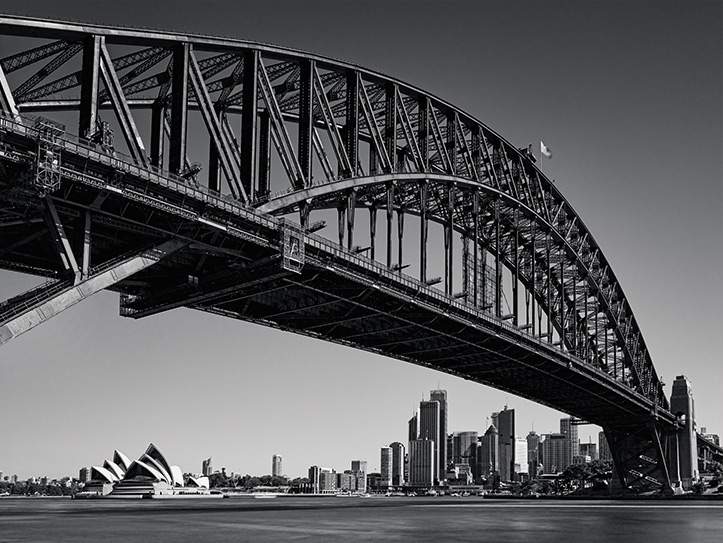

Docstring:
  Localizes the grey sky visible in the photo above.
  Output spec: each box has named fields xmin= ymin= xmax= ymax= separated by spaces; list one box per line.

xmin=0 ymin=0 xmax=720 ymax=479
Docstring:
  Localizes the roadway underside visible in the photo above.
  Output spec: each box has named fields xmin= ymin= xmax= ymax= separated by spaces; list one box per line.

xmin=121 ymin=253 xmax=659 ymax=430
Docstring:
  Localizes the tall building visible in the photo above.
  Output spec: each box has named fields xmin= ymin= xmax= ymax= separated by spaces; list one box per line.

xmin=430 ymin=389 xmax=448 ymax=481
xmin=202 ymin=457 xmax=212 ymax=476
xmin=78 ymin=467 xmax=91 ymax=483
xmin=389 ymin=442 xmax=405 ymax=486
xmin=514 ymin=437 xmax=528 ymax=478
xmin=319 ymin=468 xmax=336 ymax=492
xmin=598 ymin=431 xmax=611 ymax=462
xmin=559 ymin=417 xmax=579 ymax=470
xmin=419 ymin=399 xmax=441 ymax=482
xmin=408 ymin=413 xmax=418 ymax=441
xmin=380 ymin=447 xmax=392 ymax=488
xmin=477 ymin=424 xmax=499 ymax=480
xmin=408 ymin=439 xmax=435 ymax=487
xmin=495 ymin=406 xmax=515 ymax=481
xmin=541 ymin=433 xmax=567 ymax=474
xmin=452 ymin=431 xmax=478 ymax=478
xmin=308 ymin=465 xmax=321 ymax=494
xmin=272 ymin=454 xmax=283 ymax=477
xmin=700 ymin=427 xmax=720 ymax=447
xmin=579 ymin=441 xmax=598 ymax=461
xmin=351 ymin=460 xmax=367 ymax=493
xmin=526 ymin=431 xmax=540 ymax=477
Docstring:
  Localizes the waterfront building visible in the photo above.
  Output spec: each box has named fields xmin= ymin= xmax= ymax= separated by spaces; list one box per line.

xmin=79 ymin=467 xmax=91 ymax=484
xmin=495 ymin=406 xmax=515 ymax=481
xmin=579 ymin=441 xmax=598 ymax=461
xmin=380 ymin=447 xmax=392 ymax=488
xmin=513 ymin=437 xmax=528 ymax=478
xmin=338 ymin=471 xmax=356 ymax=491
xmin=418 ymin=400 xmax=440 ymax=482
xmin=526 ymin=431 xmax=540 ymax=477
xmin=408 ymin=413 xmax=418 ymax=441
xmin=319 ymin=469 xmax=336 ymax=493
xmin=389 ymin=442 xmax=405 ymax=486
xmin=430 ymin=389 xmax=448 ymax=481
xmin=351 ymin=460 xmax=367 ymax=493
xmin=700 ymin=427 xmax=720 ymax=447
xmin=477 ymin=424 xmax=499 ymax=482
xmin=541 ymin=433 xmax=567 ymax=474
xmin=408 ymin=439 xmax=435 ymax=487
xmin=560 ymin=417 xmax=579 ymax=469
xmin=202 ymin=457 xmax=213 ymax=477
xmin=598 ymin=431 xmax=611 ymax=462
xmin=308 ymin=465 xmax=321 ymax=494
xmin=452 ymin=431 xmax=478 ymax=478
xmin=272 ymin=454 xmax=283 ymax=477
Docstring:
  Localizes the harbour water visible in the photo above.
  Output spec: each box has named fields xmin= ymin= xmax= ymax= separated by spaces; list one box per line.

xmin=1 ymin=496 xmax=721 ymax=542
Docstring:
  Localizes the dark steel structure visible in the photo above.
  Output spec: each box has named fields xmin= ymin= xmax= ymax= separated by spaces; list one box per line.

xmin=0 ymin=15 xmax=713 ymax=493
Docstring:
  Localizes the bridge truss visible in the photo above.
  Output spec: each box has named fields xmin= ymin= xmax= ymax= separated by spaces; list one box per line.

xmin=0 ymin=15 xmax=707 ymax=493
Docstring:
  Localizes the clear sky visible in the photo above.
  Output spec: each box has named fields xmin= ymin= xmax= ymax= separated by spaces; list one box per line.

xmin=0 ymin=0 xmax=721 ymax=480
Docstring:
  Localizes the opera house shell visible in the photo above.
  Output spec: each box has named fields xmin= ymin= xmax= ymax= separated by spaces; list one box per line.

xmin=79 ymin=443 xmax=214 ymax=498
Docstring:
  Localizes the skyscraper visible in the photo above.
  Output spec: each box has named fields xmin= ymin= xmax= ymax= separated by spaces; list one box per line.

xmin=496 ymin=406 xmax=515 ymax=481
xmin=272 ymin=454 xmax=283 ymax=477
xmin=419 ymin=399 xmax=440 ymax=482
xmin=389 ymin=442 xmax=406 ymax=486
xmin=430 ymin=389 xmax=448 ymax=481
xmin=408 ymin=439 xmax=435 ymax=487
xmin=559 ymin=417 xmax=579 ymax=470
xmin=452 ymin=431 xmax=478 ymax=478
xmin=408 ymin=412 xmax=418 ymax=441
xmin=351 ymin=460 xmax=367 ymax=493
xmin=380 ymin=447 xmax=392 ymax=488
xmin=202 ymin=457 xmax=212 ymax=476
xmin=478 ymin=424 xmax=499 ymax=481
xmin=308 ymin=465 xmax=321 ymax=494
xmin=527 ymin=431 xmax=540 ymax=477
xmin=541 ymin=433 xmax=567 ymax=474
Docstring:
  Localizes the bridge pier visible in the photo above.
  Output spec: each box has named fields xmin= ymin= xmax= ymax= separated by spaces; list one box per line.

xmin=667 ymin=375 xmax=699 ymax=492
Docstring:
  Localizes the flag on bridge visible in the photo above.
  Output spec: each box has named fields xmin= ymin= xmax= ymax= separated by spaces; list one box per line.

xmin=540 ymin=140 xmax=553 ymax=159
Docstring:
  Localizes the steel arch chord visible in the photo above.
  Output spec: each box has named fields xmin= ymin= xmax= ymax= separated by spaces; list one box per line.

xmin=0 ymin=14 xmax=696 ymax=494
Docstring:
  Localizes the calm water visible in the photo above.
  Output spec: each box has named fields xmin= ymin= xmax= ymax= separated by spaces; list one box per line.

xmin=1 ymin=496 xmax=722 ymax=542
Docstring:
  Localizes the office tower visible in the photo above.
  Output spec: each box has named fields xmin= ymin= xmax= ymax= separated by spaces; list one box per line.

xmin=78 ymin=467 xmax=91 ymax=483
xmin=598 ymin=431 xmax=611 ymax=462
xmin=700 ymin=428 xmax=720 ymax=447
xmin=541 ymin=433 xmax=567 ymax=474
xmin=478 ymin=424 xmax=499 ymax=480
xmin=408 ymin=412 xmax=418 ymax=441
xmin=272 ymin=454 xmax=283 ymax=477
xmin=452 ymin=431 xmax=478 ymax=478
xmin=514 ymin=437 xmax=528 ymax=478
xmin=579 ymin=441 xmax=598 ymax=461
xmin=527 ymin=431 xmax=540 ymax=477
xmin=408 ymin=439 xmax=435 ymax=486
xmin=308 ymin=465 xmax=321 ymax=493
xmin=380 ymin=447 xmax=393 ymax=488
xmin=419 ymin=399 xmax=440 ymax=482
xmin=351 ymin=460 xmax=367 ymax=493
xmin=319 ymin=468 xmax=336 ymax=492
xmin=202 ymin=457 xmax=213 ymax=476
xmin=496 ymin=406 xmax=515 ymax=481
xmin=389 ymin=442 xmax=406 ymax=486
xmin=430 ymin=389 xmax=448 ymax=481
xmin=560 ymin=417 xmax=579 ymax=470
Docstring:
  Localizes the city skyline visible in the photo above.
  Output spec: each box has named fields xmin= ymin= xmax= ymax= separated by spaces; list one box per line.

xmin=0 ymin=0 xmax=720 ymax=480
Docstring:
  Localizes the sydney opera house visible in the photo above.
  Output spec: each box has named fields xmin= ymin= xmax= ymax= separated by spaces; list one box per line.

xmin=79 ymin=443 xmax=217 ymax=498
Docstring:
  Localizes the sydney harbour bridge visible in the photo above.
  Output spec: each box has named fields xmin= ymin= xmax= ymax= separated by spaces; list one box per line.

xmin=0 ymin=15 xmax=719 ymax=494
